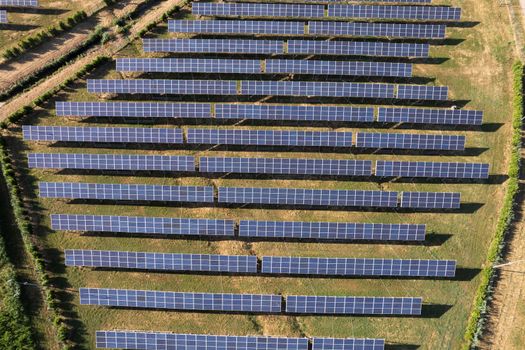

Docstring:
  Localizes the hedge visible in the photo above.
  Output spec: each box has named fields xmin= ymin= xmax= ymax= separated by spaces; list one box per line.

xmin=462 ymin=61 xmax=524 ymax=349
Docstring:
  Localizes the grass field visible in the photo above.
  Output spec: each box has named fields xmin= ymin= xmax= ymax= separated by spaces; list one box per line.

xmin=4 ymin=0 xmax=519 ymax=348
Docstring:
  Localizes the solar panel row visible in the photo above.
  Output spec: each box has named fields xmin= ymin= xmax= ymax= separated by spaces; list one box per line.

xmin=376 ymin=161 xmax=489 ymax=179
xmin=400 ymin=192 xmax=461 ymax=209
xmin=87 ymin=79 xmax=238 ymax=95
xmin=116 ymin=58 xmax=413 ymax=78
xmin=56 ymin=102 xmax=483 ymax=125
xmin=169 ymin=20 xmax=446 ymax=39
xmin=80 ymin=288 xmax=282 ymax=313
xmin=0 ymin=10 xmax=7 ymax=23
xmin=193 ymin=3 xmax=460 ymax=21
xmin=51 ymin=214 xmax=235 ymax=236
xmin=51 ymin=214 xmax=425 ymax=241
xmin=225 ymin=0 xmax=431 ymax=3
xmin=355 ymin=132 xmax=465 ymax=151
xmin=142 ymin=38 xmax=430 ymax=58
xmin=67 ymin=250 xmax=456 ymax=277
xmin=0 ymin=0 xmax=38 ymax=7
xmin=313 ymin=338 xmax=384 ymax=350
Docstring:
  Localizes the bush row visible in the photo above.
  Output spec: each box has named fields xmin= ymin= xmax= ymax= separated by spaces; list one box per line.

xmin=3 ymin=11 xmax=88 ymax=60
xmin=461 ymin=61 xmax=524 ymax=349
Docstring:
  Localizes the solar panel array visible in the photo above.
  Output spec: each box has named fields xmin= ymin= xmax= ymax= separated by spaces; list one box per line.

xmin=355 ymin=132 xmax=466 ymax=151
xmin=378 ymin=107 xmax=483 ymax=125
xmin=28 ymin=153 xmax=196 ymax=172
xmin=193 ymin=3 xmax=460 ymax=21
xmin=143 ymin=38 xmax=285 ymax=54
xmin=215 ymin=104 xmax=374 ymax=122
xmin=116 ymin=58 xmax=413 ymax=78
xmin=286 ymin=296 xmax=422 ymax=315
xmin=218 ymin=187 xmax=399 ymax=208
xmin=312 ymin=338 xmax=385 ymax=350
xmin=169 ymin=20 xmax=446 ymax=39
xmin=376 ymin=161 xmax=490 ymax=179
xmin=287 ymin=40 xmax=429 ymax=58
xmin=51 ymin=214 xmax=235 ymax=237
xmin=65 ymin=250 xmax=258 ymax=273
xmin=186 ymin=129 xmax=353 ymax=147
xmin=238 ymin=220 xmax=426 ymax=241
xmin=0 ymin=0 xmax=38 ymax=7
xmin=87 ymin=79 xmax=238 ymax=95
xmin=23 ymin=126 xmax=184 ymax=144
xmin=39 ymin=182 xmax=214 ymax=203
xmin=261 ymin=256 xmax=457 ymax=277
xmin=80 ymin=288 xmax=282 ymax=313
xmin=200 ymin=157 xmax=373 ymax=176
xmin=0 ymin=10 xmax=7 ymax=23
xmin=56 ymin=101 xmax=212 ymax=118
xmin=400 ymin=192 xmax=461 ymax=209
xmin=96 ymin=331 xmax=310 ymax=350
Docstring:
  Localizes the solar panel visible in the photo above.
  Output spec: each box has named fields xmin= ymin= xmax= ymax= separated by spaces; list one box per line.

xmin=396 ymin=85 xmax=448 ymax=101
xmin=28 ymin=153 xmax=196 ymax=172
xmin=218 ymin=187 xmax=398 ymax=208
xmin=193 ymin=3 xmax=325 ymax=18
xmin=261 ymin=256 xmax=457 ymax=277
xmin=0 ymin=0 xmax=38 ymax=7
xmin=200 ymin=157 xmax=372 ymax=176
xmin=22 ymin=126 xmax=184 ymax=144
xmin=376 ymin=161 xmax=490 ymax=179
xmin=116 ymin=58 xmax=262 ymax=74
xmin=312 ymin=338 xmax=385 ymax=350
xmin=51 ymin=214 xmax=235 ymax=237
xmin=286 ymin=295 xmax=422 ymax=315
xmin=96 ymin=331 xmax=309 ymax=350
xmin=225 ymin=0 xmax=431 ymax=3
xmin=39 ymin=182 xmax=214 ymax=203
xmin=215 ymin=104 xmax=374 ymax=122
xmin=56 ymin=101 xmax=212 ymax=118
xmin=169 ymin=20 xmax=305 ymax=35
xmin=187 ymin=129 xmax=353 ymax=147
xmin=143 ymin=39 xmax=285 ymax=54
xmin=0 ymin=10 xmax=7 ymax=23
xmin=378 ymin=107 xmax=483 ymax=125
xmin=355 ymin=132 xmax=466 ymax=151
xmin=287 ymin=40 xmax=429 ymax=58
xmin=238 ymin=220 xmax=426 ymax=241
xmin=327 ymin=5 xmax=461 ymax=21
xmin=240 ymin=81 xmax=395 ymax=98
xmin=265 ymin=59 xmax=412 ymax=77
xmin=87 ymin=79 xmax=237 ymax=95
xmin=65 ymin=250 xmax=258 ymax=273
xmin=400 ymin=192 xmax=461 ymax=209
xmin=308 ymin=21 xmax=446 ymax=39
xmin=80 ymin=288 xmax=282 ymax=313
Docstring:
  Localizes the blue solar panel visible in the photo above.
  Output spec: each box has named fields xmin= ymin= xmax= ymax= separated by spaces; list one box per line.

xmin=193 ymin=3 xmax=325 ymax=18
xmin=0 ymin=10 xmax=7 ymax=23
xmin=39 ymin=182 xmax=214 ymax=203
xmin=400 ymin=192 xmax=461 ymax=209
xmin=56 ymin=102 xmax=212 ymax=118
xmin=96 ymin=331 xmax=309 ymax=350
xmin=261 ymin=256 xmax=457 ymax=277
xmin=286 ymin=295 xmax=422 ymax=315
xmin=169 ymin=20 xmax=305 ymax=35
xmin=376 ymin=161 xmax=490 ymax=179
xmin=22 ymin=126 xmax=184 ymax=144
xmin=80 ymin=288 xmax=282 ymax=313
xmin=51 ymin=214 xmax=235 ymax=237
xmin=200 ymin=157 xmax=372 ymax=176
xmin=187 ymin=129 xmax=353 ymax=147
xmin=28 ymin=153 xmax=195 ymax=172
xmin=218 ymin=187 xmax=398 ymax=208
xmin=87 ymin=79 xmax=237 ymax=95
xmin=308 ymin=21 xmax=446 ymax=39
xmin=378 ymin=107 xmax=483 ymax=125
xmin=355 ymin=132 xmax=466 ymax=151
xmin=240 ymin=81 xmax=395 ymax=98
xmin=215 ymin=104 xmax=374 ymax=122
xmin=265 ymin=59 xmax=412 ymax=77
xmin=312 ymin=338 xmax=385 ymax=350
xmin=397 ymin=85 xmax=448 ymax=101
xmin=0 ymin=0 xmax=38 ymax=7
xmin=143 ymin=38 xmax=285 ymax=54
xmin=327 ymin=5 xmax=461 ymax=21
xmin=66 ymin=250 xmax=258 ymax=273
xmin=287 ymin=40 xmax=429 ymax=58
xmin=116 ymin=58 xmax=262 ymax=74
xmin=239 ymin=220 xmax=426 ymax=241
